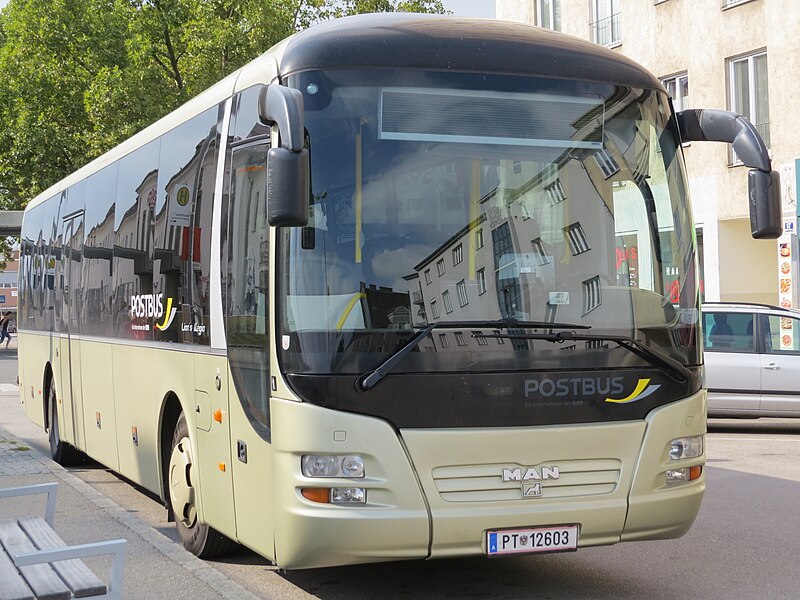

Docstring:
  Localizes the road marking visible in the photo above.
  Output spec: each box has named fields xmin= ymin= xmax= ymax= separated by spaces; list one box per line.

xmin=0 ymin=383 xmax=19 ymax=392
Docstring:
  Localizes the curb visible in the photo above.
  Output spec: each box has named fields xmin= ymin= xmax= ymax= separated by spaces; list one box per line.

xmin=0 ymin=425 xmax=273 ymax=600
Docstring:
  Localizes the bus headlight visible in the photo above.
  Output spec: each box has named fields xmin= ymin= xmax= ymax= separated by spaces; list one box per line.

xmin=668 ymin=435 xmax=704 ymax=460
xmin=302 ymin=455 xmax=365 ymax=478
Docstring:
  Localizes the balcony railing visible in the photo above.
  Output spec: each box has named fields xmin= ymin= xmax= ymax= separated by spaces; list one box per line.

xmin=591 ymin=13 xmax=621 ymax=47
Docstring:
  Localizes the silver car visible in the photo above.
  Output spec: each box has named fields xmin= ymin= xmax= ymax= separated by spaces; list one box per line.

xmin=703 ymin=302 xmax=800 ymax=417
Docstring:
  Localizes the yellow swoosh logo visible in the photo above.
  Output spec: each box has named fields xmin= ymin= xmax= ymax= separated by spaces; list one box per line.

xmin=606 ymin=378 xmax=651 ymax=404
xmin=155 ymin=297 xmax=175 ymax=331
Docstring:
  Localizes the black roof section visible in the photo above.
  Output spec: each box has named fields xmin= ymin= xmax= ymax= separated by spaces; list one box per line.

xmin=279 ymin=13 xmax=663 ymax=90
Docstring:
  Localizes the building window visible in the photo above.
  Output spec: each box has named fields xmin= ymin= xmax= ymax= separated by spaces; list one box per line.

xmin=452 ymin=243 xmax=463 ymax=266
xmin=594 ymin=148 xmax=619 ymax=178
xmin=476 ymin=228 xmax=484 ymax=249
xmin=430 ymin=299 xmax=439 ymax=320
xmin=424 ymin=269 xmax=432 ymax=285
xmin=536 ymin=0 xmax=561 ymax=31
xmin=455 ymin=331 xmax=467 ymax=346
xmin=728 ymin=50 xmax=770 ymax=160
xmin=583 ymin=275 xmax=602 ymax=314
xmin=477 ymin=268 xmax=487 ymax=295
xmin=592 ymin=0 xmax=621 ymax=47
xmin=438 ymin=333 xmax=449 ymax=348
xmin=565 ymin=222 xmax=591 ymax=256
xmin=473 ymin=331 xmax=488 ymax=346
xmin=436 ymin=258 xmax=445 ymax=276
xmin=662 ymin=73 xmax=689 ymax=111
xmin=457 ymin=279 xmax=468 ymax=307
xmin=532 ymin=238 xmax=552 ymax=265
xmin=545 ymin=178 xmax=567 ymax=206
xmin=545 ymin=302 xmax=558 ymax=323
xmin=443 ymin=289 xmax=453 ymax=314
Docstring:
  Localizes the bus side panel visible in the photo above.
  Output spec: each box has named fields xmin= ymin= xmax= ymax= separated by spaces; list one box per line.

xmin=227 ymin=370 xmax=275 ymax=561
xmin=269 ymin=398 xmax=430 ymax=569
xmin=192 ymin=353 xmax=236 ymax=540
xmin=112 ymin=344 xmax=160 ymax=492
xmin=80 ymin=338 xmax=119 ymax=471
xmin=18 ymin=332 xmax=49 ymax=429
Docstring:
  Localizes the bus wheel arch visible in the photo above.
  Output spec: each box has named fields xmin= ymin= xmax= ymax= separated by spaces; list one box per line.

xmin=42 ymin=362 xmax=53 ymax=432
xmin=160 ymin=394 xmax=237 ymax=558
xmin=44 ymin=363 xmax=80 ymax=465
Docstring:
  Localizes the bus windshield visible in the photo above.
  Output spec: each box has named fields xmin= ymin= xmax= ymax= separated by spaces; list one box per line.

xmin=279 ymin=69 xmax=700 ymax=376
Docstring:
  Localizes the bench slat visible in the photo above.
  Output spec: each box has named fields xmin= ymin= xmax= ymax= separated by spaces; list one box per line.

xmin=0 ymin=545 xmax=35 ymax=600
xmin=0 ymin=521 xmax=71 ymax=600
xmin=18 ymin=517 xmax=107 ymax=598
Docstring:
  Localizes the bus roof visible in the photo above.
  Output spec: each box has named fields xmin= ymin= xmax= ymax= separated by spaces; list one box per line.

xmin=278 ymin=13 xmax=663 ymax=89
xmin=25 ymin=13 xmax=664 ymax=213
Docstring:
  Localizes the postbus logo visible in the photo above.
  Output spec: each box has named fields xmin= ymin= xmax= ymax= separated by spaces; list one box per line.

xmin=130 ymin=293 xmax=177 ymax=331
xmin=605 ymin=378 xmax=661 ymax=404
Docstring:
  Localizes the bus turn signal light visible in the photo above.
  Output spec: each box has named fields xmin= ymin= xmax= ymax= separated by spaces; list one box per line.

xmin=689 ymin=465 xmax=702 ymax=481
xmin=213 ymin=409 xmax=223 ymax=423
xmin=301 ymin=488 xmax=330 ymax=503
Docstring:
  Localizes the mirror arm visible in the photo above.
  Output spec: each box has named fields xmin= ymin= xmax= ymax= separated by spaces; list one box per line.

xmin=677 ymin=109 xmax=771 ymax=172
xmin=259 ymin=85 xmax=305 ymax=152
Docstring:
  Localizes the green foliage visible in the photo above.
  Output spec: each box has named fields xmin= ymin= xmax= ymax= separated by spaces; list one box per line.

xmin=0 ymin=0 xmax=446 ymax=209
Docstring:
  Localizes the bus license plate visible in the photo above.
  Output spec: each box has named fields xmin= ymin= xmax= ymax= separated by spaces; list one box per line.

xmin=486 ymin=525 xmax=578 ymax=556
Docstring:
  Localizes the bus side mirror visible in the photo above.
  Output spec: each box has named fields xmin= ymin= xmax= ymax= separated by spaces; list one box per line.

xmin=677 ymin=108 xmax=781 ymax=239
xmin=748 ymin=169 xmax=782 ymax=239
xmin=259 ymin=85 xmax=310 ymax=227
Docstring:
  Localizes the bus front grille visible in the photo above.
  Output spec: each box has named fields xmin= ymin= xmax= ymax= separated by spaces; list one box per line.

xmin=431 ymin=459 xmax=621 ymax=503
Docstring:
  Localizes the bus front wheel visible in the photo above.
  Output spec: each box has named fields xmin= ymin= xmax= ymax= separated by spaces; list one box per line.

xmin=168 ymin=412 xmax=236 ymax=558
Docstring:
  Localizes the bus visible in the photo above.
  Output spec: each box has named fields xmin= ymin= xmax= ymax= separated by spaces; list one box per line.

xmin=17 ymin=13 xmax=780 ymax=569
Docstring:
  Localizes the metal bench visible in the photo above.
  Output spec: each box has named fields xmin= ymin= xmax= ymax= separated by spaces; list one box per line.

xmin=0 ymin=483 xmax=127 ymax=600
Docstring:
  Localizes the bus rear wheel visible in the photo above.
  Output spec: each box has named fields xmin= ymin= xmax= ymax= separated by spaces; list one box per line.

xmin=168 ymin=412 xmax=237 ymax=558
xmin=47 ymin=379 xmax=81 ymax=466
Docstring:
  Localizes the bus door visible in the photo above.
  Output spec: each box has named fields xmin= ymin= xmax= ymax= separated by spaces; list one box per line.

xmin=58 ymin=211 xmax=86 ymax=450
xmin=225 ymin=138 xmax=275 ymax=555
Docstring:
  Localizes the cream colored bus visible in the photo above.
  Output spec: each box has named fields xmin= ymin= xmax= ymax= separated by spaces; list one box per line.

xmin=17 ymin=14 xmax=780 ymax=569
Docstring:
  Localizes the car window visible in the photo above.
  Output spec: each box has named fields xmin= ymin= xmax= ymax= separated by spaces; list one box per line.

xmin=764 ymin=314 xmax=800 ymax=355
xmin=703 ymin=311 xmax=754 ymax=352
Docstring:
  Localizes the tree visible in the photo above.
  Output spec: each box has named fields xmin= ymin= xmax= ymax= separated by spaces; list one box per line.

xmin=0 ymin=0 xmax=446 ymax=211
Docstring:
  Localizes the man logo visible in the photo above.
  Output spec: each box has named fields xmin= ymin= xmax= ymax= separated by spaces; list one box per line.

xmin=503 ymin=465 xmax=558 ymax=499
xmin=523 ymin=482 xmax=542 ymax=497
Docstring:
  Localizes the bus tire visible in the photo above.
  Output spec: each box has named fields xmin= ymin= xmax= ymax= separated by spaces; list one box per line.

xmin=47 ymin=379 xmax=81 ymax=466
xmin=168 ymin=412 xmax=237 ymax=558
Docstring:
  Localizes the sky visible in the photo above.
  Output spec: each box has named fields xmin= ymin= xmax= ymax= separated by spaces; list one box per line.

xmin=441 ymin=0 xmax=495 ymax=18
xmin=0 ymin=0 xmax=495 ymax=17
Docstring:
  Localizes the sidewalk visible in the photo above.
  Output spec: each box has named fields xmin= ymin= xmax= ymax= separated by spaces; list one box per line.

xmin=0 ymin=350 xmax=268 ymax=600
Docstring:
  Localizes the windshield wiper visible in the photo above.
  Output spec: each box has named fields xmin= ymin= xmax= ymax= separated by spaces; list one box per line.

xmin=489 ymin=330 xmax=692 ymax=381
xmin=357 ymin=318 xmax=590 ymax=391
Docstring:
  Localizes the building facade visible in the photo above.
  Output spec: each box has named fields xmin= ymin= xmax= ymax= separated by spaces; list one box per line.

xmin=0 ymin=250 xmax=19 ymax=313
xmin=497 ymin=0 xmax=800 ymax=304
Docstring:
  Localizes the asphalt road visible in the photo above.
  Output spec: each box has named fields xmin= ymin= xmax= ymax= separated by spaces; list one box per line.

xmin=2 ymin=347 xmax=799 ymax=599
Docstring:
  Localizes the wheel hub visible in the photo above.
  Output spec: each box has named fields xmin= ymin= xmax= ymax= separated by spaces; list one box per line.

xmin=169 ymin=436 xmax=197 ymax=528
